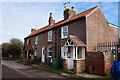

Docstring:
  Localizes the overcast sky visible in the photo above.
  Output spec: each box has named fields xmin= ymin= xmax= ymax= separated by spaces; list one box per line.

xmin=1 ymin=2 xmax=119 ymax=44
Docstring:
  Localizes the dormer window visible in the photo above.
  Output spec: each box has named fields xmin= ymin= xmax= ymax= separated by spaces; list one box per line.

xmin=48 ymin=30 xmax=52 ymax=41
xmin=61 ymin=26 xmax=68 ymax=39
xmin=35 ymin=36 xmax=38 ymax=45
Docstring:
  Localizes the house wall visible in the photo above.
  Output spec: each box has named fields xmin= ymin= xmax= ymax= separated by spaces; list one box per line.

xmin=86 ymin=51 xmax=114 ymax=75
xmin=24 ymin=17 xmax=86 ymax=65
xmin=74 ymin=60 xmax=85 ymax=73
xmin=86 ymin=6 xmax=119 ymax=52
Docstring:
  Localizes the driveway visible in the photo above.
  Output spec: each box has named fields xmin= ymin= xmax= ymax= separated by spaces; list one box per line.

xmin=2 ymin=60 xmax=66 ymax=78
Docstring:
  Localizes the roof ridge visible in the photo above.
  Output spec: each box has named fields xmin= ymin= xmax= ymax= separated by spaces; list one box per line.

xmin=25 ymin=5 xmax=99 ymax=39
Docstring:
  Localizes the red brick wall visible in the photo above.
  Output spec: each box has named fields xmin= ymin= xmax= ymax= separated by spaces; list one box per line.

xmin=86 ymin=52 xmax=105 ymax=75
xmin=63 ymin=59 xmax=68 ymax=71
xmin=86 ymin=6 xmax=119 ymax=52
xmin=74 ymin=60 xmax=85 ymax=73
xmin=86 ymin=51 xmax=114 ymax=75
xmin=104 ymin=51 xmax=114 ymax=73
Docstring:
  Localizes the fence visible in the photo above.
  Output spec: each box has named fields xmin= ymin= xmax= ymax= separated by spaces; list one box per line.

xmin=97 ymin=42 xmax=119 ymax=52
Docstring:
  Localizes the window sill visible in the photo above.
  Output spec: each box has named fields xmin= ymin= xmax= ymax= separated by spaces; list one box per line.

xmin=61 ymin=37 xmax=68 ymax=39
xmin=74 ymin=58 xmax=85 ymax=60
xmin=47 ymin=56 xmax=52 ymax=58
xmin=48 ymin=40 xmax=52 ymax=42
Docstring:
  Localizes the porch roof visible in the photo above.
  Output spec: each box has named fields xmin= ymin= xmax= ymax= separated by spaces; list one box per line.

xmin=63 ymin=35 xmax=86 ymax=47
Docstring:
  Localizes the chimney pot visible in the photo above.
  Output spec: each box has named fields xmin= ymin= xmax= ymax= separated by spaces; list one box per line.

xmin=71 ymin=6 xmax=74 ymax=9
xmin=48 ymin=13 xmax=55 ymax=26
xmin=50 ymin=13 xmax=52 ymax=17
xmin=65 ymin=6 xmax=67 ymax=9
xmin=31 ymin=29 xmax=36 ymax=33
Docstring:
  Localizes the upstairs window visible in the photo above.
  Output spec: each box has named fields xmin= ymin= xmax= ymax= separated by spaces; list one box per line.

xmin=35 ymin=36 xmax=38 ymax=45
xmin=48 ymin=47 xmax=52 ymax=57
xmin=48 ymin=30 xmax=52 ymax=41
xmin=27 ymin=39 xmax=30 ymax=45
xmin=61 ymin=26 xmax=68 ymax=39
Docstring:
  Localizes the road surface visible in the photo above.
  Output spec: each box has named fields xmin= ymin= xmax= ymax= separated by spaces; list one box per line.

xmin=2 ymin=60 xmax=66 ymax=79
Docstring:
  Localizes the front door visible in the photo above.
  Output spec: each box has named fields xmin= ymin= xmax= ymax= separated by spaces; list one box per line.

xmin=42 ymin=47 xmax=45 ymax=62
xmin=67 ymin=47 xmax=73 ymax=69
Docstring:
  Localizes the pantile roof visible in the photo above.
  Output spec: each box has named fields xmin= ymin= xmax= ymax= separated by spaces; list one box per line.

xmin=25 ymin=5 xmax=99 ymax=39
xmin=69 ymin=35 xmax=86 ymax=46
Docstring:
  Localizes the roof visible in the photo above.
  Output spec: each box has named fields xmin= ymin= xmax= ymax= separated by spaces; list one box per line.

xmin=69 ymin=35 xmax=86 ymax=47
xmin=25 ymin=5 xmax=99 ymax=39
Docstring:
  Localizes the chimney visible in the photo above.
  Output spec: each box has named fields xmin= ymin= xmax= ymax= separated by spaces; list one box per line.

xmin=31 ymin=29 xmax=36 ymax=33
xmin=48 ymin=13 xmax=55 ymax=26
xmin=64 ymin=6 xmax=76 ymax=20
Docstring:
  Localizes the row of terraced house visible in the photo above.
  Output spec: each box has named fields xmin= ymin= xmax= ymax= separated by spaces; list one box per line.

xmin=24 ymin=5 xmax=119 ymax=75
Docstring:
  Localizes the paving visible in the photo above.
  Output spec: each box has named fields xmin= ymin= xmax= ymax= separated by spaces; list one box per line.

xmin=2 ymin=60 xmax=65 ymax=78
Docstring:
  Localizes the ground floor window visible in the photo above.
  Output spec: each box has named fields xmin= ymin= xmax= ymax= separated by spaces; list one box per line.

xmin=77 ymin=47 xmax=85 ymax=59
xmin=48 ymin=47 xmax=52 ymax=57
xmin=34 ymin=50 xmax=37 ymax=56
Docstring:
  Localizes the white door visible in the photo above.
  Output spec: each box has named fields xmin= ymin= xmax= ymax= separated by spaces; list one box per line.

xmin=42 ymin=47 xmax=45 ymax=62
xmin=67 ymin=47 xmax=73 ymax=69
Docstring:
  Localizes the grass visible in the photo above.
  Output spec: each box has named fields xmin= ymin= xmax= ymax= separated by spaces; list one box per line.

xmin=37 ymin=65 xmax=63 ymax=74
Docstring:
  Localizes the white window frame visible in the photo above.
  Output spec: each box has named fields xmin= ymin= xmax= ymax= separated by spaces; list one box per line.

xmin=48 ymin=30 xmax=52 ymax=41
xmin=34 ymin=50 xmax=37 ymax=56
xmin=61 ymin=47 xmax=63 ymax=58
xmin=35 ymin=36 xmax=38 ymax=45
xmin=76 ymin=47 xmax=85 ymax=60
xmin=61 ymin=26 xmax=68 ymax=39
xmin=48 ymin=47 xmax=52 ymax=57
xmin=27 ymin=39 xmax=29 ymax=45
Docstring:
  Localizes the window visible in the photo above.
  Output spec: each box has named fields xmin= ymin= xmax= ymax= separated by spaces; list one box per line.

xmin=48 ymin=47 xmax=52 ymax=57
xmin=48 ymin=30 xmax=52 ymax=41
xmin=35 ymin=36 xmax=38 ymax=45
xmin=61 ymin=47 xmax=63 ymax=58
xmin=61 ymin=26 xmax=68 ymax=39
xmin=34 ymin=50 xmax=37 ymax=56
xmin=77 ymin=47 xmax=82 ymax=59
xmin=77 ymin=47 xmax=85 ymax=59
xmin=27 ymin=39 xmax=29 ymax=45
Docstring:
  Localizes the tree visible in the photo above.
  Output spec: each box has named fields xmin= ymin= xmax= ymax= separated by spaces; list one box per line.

xmin=2 ymin=38 xmax=24 ymax=59
xmin=2 ymin=43 xmax=10 ymax=57
xmin=9 ymin=38 xmax=24 ymax=59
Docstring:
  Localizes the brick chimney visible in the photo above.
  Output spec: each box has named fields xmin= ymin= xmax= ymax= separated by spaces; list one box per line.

xmin=64 ymin=6 xmax=76 ymax=20
xmin=48 ymin=13 xmax=55 ymax=26
xmin=31 ymin=29 xmax=36 ymax=33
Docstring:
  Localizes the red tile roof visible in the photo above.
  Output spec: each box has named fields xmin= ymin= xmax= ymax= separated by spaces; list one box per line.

xmin=25 ymin=5 xmax=99 ymax=39
xmin=69 ymin=35 xmax=86 ymax=46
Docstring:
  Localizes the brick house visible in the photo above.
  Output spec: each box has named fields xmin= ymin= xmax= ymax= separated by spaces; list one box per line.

xmin=24 ymin=5 xmax=119 ymax=75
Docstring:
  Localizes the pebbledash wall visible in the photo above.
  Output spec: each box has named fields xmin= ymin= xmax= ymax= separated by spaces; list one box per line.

xmin=24 ymin=5 xmax=119 ymax=75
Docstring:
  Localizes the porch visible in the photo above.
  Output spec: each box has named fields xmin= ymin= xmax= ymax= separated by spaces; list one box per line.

xmin=62 ymin=35 xmax=86 ymax=73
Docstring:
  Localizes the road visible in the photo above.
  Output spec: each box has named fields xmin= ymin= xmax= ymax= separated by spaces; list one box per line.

xmin=2 ymin=65 xmax=27 ymax=78
xmin=2 ymin=60 xmax=66 ymax=79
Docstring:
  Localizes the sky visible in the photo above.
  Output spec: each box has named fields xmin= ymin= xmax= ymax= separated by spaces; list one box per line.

xmin=1 ymin=2 xmax=119 ymax=44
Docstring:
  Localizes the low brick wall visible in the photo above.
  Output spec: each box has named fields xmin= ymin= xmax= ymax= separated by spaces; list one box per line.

xmin=74 ymin=60 xmax=85 ymax=73
xmin=63 ymin=59 xmax=68 ymax=71
xmin=86 ymin=51 xmax=114 ymax=75
xmin=104 ymin=51 xmax=114 ymax=73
